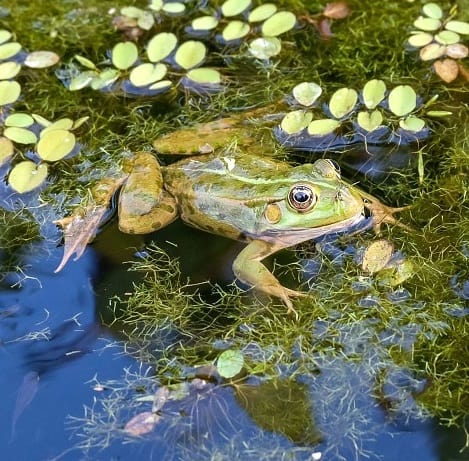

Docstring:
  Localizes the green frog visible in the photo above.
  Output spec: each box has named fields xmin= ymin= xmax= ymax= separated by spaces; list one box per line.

xmin=117 ymin=151 xmax=409 ymax=313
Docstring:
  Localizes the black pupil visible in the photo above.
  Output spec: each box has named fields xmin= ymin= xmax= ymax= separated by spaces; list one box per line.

xmin=294 ymin=190 xmax=310 ymax=203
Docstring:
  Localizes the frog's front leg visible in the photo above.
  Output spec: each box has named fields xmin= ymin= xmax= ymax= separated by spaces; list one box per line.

xmin=118 ymin=152 xmax=178 ymax=234
xmin=232 ymin=239 xmax=305 ymax=315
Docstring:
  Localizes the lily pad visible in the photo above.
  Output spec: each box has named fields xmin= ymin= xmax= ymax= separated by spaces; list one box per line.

xmin=248 ymin=4 xmax=277 ymax=22
xmin=0 ymin=41 xmax=21 ymax=60
xmin=147 ymin=32 xmax=178 ymax=62
xmin=174 ymin=41 xmax=206 ymax=70
xmin=399 ymin=115 xmax=425 ymax=132
xmin=292 ymin=82 xmax=322 ymax=107
xmin=413 ymin=16 xmax=441 ymax=31
xmin=356 ymin=110 xmax=383 ymax=132
xmin=307 ymin=118 xmax=340 ymax=136
xmin=280 ymin=110 xmax=313 ymax=134
xmin=216 ymin=349 xmax=244 ymax=379
xmin=221 ymin=0 xmax=251 ymax=17
xmin=222 ymin=21 xmax=250 ymax=42
xmin=186 ymin=68 xmax=221 ymax=84
xmin=191 ymin=16 xmax=219 ymax=31
xmin=388 ymin=85 xmax=416 ymax=116
xmin=162 ymin=2 xmax=186 ymax=14
xmin=0 ymin=29 xmax=12 ymax=45
xmin=248 ymin=37 xmax=281 ymax=59
xmin=24 ymin=51 xmax=60 ymax=68
xmin=129 ymin=63 xmax=167 ymax=87
xmin=8 ymin=160 xmax=48 ymax=193
xmin=0 ymin=61 xmax=21 ymax=79
xmin=329 ymin=88 xmax=358 ymax=119
xmin=40 ymin=118 xmax=74 ymax=136
xmin=111 ymin=42 xmax=138 ymax=70
xmin=37 ymin=129 xmax=76 ymax=161
xmin=362 ymin=79 xmax=386 ymax=109
xmin=434 ymin=30 xmax=460 ymax=45
xmin=5 ymin=113 xmax=34 ymax=127
xmin=407 ymin=32 xmax=433 ymax=48
xmin=4 ymin=127 xmax=37 ymax=144
xmin=0 ymin=136 xmax=14 ymax=166
xmin=420 ymin=43 xmax=446 ymax=61
xmin=0 ymin=80 xmax=21 ymax=105
xmin=445 ymin=20 xmax=469 ymax=35
xmin=261 ymin=11 xmax=296 ymax=37
xmin=422 ymin=3 xmax=443 ymax=20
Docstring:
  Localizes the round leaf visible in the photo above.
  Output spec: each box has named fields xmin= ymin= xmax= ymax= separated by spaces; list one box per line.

xmin=37 ymin=129 xmax=76 ymax=161
xmin=174 ymin=41 xmax=206 ymax=70
xmin=307 ymin=118 xmax=340 ymax=136
xmin=329 ymin=87 xmax=358 ymax=119
xmin=419 ymin=43 xmax=446 ymax=61
xmin=0 ymin=136 xmax=14 ymax=166
xmin=422 ymin=3 xmax=443 ymax=20
xmin=147 ymin=33 xmax=178 ymax=62
xmin=388 ymin=85 xmax=416 ymax=116
xmin=137 ymin=11 xmax=155 ymax=30
xmin=5 ymin=113 xmax=34 ymax=127
xmin=280 ymin=110 xmax=313 ymax=134
xmin=221 ymin=0 xmax=251 ymax=17
xmin=162 ymin=2 xmax=185 ymax=14
xmin=413 ymin=17 xmax=441 ymax=31
xmin=149 ymin=0 xmax=163 ymax=11
xmin=90 ymin=68 xmax=120 ymax=90
xmin=222 ymin=21 xmax=250 ymax=42
xmin=0 ymin=61 xmax=21 ymax=79
xmin=216 ymin=349 xmax=244 ymax=379
xmin=292 ymin=82 xmax=322 ymax=107
xmin=4 ymin=127 xmax=37 ymax=144
xmin=262 ymin=11 xmax=296 ymax=37
xmin=445 ymin=21 xmax=469 ymax=35
xmin=399 ymin=116 xmax=425 ymax=132
xmin=248 ymin=4 xmax=277 ymax=22
xmin=186 ymin=68 xmax=221 ymax=84
xmin=191 ymin=16 xmax=219 ymax=31
xmin=0 ymin=80 xmax=21 ymax=105
xmin=362 ymin=79 xmax=386 ymax=109
xmin=356 ymin=110 xmax=383 ymax=132
xmin=407 ymin=32 xmax=433 ymax=48
xmin=434 ymin=30 xmax=460 ymax=45
xmin=148 ymin=80 xmax=172 ymax=91
xmin=248 ymin=37 xmax=281 ymax=59
xmin=130 ymin=63 xmax=167 ymax=87
xmin=24 ymin=51 xmax=60 ymax=68
xmin=111 ymin=42 xmax=138 ymax=70
xmin=0 ymin=30 xmax=12 ymax=45
xmin=8 ymin=161 xmax=48 ymax=193
xmin=40 ymin=118 xmax=74 ymax=136
xmin=0 ymin=41 xmax=21 ymax=60
xmin=433 ymin=58 xmax=459 ymax=83
xmin=361 ymin=239 xmax=394 ymax=274
xmin=68 ymin=71 xmax=97 ymax=91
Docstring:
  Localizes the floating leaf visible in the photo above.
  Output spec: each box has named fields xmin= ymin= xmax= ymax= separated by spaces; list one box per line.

xmin=37 ymin=129 xmax=76 ymax=161
xmin=248 ymin=4 xmax=277 ymax=22
xmin=0 ymin=30 xmax=12 ymax=45
xmin=433 ymin=58 xmax=459 ymax=83
xmin=4 ymin=127 xmax=37 ymax=144
xmin=147 ymin=32 xmax=178 ymax=62
xmin=216 ymin=349 xmax=244 ymax=379
xmin=90 ymin=68 xmax=120 ymax=90
xmin=191 ymin=16 xmax=219 ymax=31
xmin=148 ymin=79 xmax=172 ymax=91
xmin=435 ymin=30 xmax=460 ymax=45
xmin=388 ymin=85 xmax=416 ymax=116
xmin=292 ymin=82 xmax=322 ymax=107
xmin=130 ymin=63 xmax=167 ymax=87
xmin=407 ymin=32 xmax=433 ymax=48
xmin=0 ymin=61 xmax=21 ymax=79
xmin=329 ymin=87 xmax=357 ymax=118
xmin=40 ymin=118 xmax=74 ymax=136
xmin=445 ymin=43 xmax=469 ymax=59
xmin=121 ymin=6 xmax=144 ymax=18
xmin=419 ymin=43 xmax=446 ymax=61
xmin=399 ymin=115 xmax=425 ymax=132
xmin=69 ymin=71 xmax=97 ymax=91
xmin=124 ymin=412 xmax=160 ymax=436
xmin=280 ymin=110 xmax=313 ymax=134
xmin=361 ymin=239 xmax=394 ymax=274
xmin=32 ymin=113 xmax=51 ymax=126
xmin=149 ymin=0 xmax=163 ymax=11
xmin=0 ymin=80 xmax=20 ymax=105
xmin=377 ymin=259 xmax=415 ymax=286
xmin=413 ymin=16 xmax=441 ymax=31
xmin=0 ymin=41 xmax=21 ymax=60
xmin=0 ymin=136 xmax=14 ymax=166
xmin=221 ymin=0 xmax=251 ymax=17
xmin=138 ymin=11 xmax=155 ymax=30
xmin=24 ymin=51 xmax=60 ymax=68
xmin=222 ymin=21 xmax=250 ymax=42
xmin=111 ymin=42 xmax=138 ymax=70
xmin=8 ymin=161 xmax=48 ymax=193
xmin=307 ymin=118 xmax=340 ymax=136
xmin=422 ymin=3 xmax=443 ymax=20
xmin=356 ymin=110 xmax=383 ymax=132
xmin=262 ymin=11 xmax=296 ymax=37
xmin=426 ymin=110 xmax=452 ymax=117
xmin=248 ymin=37 xmax=281 ymax=59
xmin=186 ymin=68 xmax=221 ymax=84
xmin=174 ymin=41 xmax=206 ymax=69
xmin=5 ymin=113 xmax=34 ymax=127
xmin=74 ymin=55 xmax=97 ymax=70
xmin=445 ymin=20 xmax=469 ymax=35
xmin=162 ymin=2 xmax=186 ymax=14
xmin=362 ymin=79 xmax=386 ymax=109
xmin=72 ymin=116 xmax=90 ymax=130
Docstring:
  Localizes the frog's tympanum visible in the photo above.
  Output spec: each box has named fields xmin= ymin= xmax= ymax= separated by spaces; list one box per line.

xmin=118 ymin=151 xmax=409 ymax=313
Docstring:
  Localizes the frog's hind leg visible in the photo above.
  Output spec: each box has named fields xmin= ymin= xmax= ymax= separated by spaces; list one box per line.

xmin=118 ymin=152 xmax=178 ymax=234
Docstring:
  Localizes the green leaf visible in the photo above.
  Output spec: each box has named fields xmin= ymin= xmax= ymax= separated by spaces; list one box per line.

xmin=4 ymin=127 xmax=37 ymax=144
xmin=37 ymin=129 xmax=76 ymax=161
xmin=426 ymin=110 xmax=452 ymax=117
xmin=148 ymin=80 xmax=172 ymax=91
xmin=72 ymin=116 xmax=90 ymax=130
xmin=147 ymin=32 xmax=178 ymax=62
xmin=329 ymin=88 xmax=358 ymax=119
xmin=130 ymin=63 xmax=167 ymax=87
xmin=261 ymin=11 xmax=296 ymax=37
xmin=32 ymin=113 xmax=51 ymax=127
xmin=445 ymin=20 xmax=469 ymax=35
xmin=388 ymin=85 xmax=416 ymax=116
xmin=162 ymin=2 xmax=186 ymax=14
xmin=0 ymin=61 xmax=21 ymax=80
xmin=216 ymin=349 xmax=244 ymax=379
xmin=362 ymin=79 xmax=386 ymax=109
xmin=137 ymin=11 xmax=155 ymax=30
xmin=399 ymin=115 xmax=425 ymax=132
xmin=174 ymin=41 xmax=206 ymax=70
xmin=191 ymin=16 xmax=219 ymax=31
xmin=222 ymin=21 xmax=250 ymax=42
xmin=248 ymin=37 xmax=281 ymax=59
xmin=356 ymin=110 xmax=383 ymax=132
xmin=0 ymin=41 xmax=21 ymax=60
xmin=149 ymin=0 xmax=163 ymax=11
xmin=8 ymin=161 xmax=48 ymax=193
xmin=90 ymin=68 xmax=120 ymax=90
xmin=24 ymin=51 xmax=60 ymax=68
xmin=111 ymin=42 xmax=138 ymax=70
xmin=120 ymin=6 xmax=144 ymax=18
xmin=221 ymin=0 xmax=251 ymax=17
xmin=280 ymin=110 xmax=313 ymax=134
xmin=422 ymin=3 xmax=443 ymax=20
xmin=0 ymin=80 xmax=21 ymax=105
xmin=413 ymin=17 xmax=441 ymax=31
xmin=0 ymin=136 xmax=14 ymax=166
xmin=248 ymin=4 xmax=277 ymax=22
xmin=69 ymin=71 xmax=97 ymax=91
xmin=407 ymin=32 xmax=434 ymax=48
xmin=74 ymin=55 xmax=97 ymax=70
xmin=5 ymin=113 xmax=34 ymax=127
xmin=307 ymin=118 xmax=340 ymax=136
xmin=40 ymin=118 xmax=74 ymax=136
xmin=434 ymin=30 xmax=460 ymax=45
xmin=0 ymin=29 xmax=12 ymax=45
xmin=186 ymin=68 xmax=221 ymax=84
xmin=292 ymin=82 xmax=322 ymax=107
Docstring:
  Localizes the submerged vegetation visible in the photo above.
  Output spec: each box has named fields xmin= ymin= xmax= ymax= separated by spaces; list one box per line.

xmin=0 ymin=0 xmax=468 ymax=460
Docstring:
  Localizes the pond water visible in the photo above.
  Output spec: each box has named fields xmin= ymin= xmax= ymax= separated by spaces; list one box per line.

xmin=1 ymin=0 xmax=468 ymax=460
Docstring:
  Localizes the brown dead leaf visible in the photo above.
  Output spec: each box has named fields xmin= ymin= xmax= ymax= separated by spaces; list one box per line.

xmin=323 ymin=2 xmax=350 ymax=19
xmin=124 ymin=411 xmax=160 ymax=436
xmin=458 ymin=63 xmax=469 ymax=81
xmin=434 ymin=58 xmax=459 ymax=83
xmin=318 ymin=18 xmax=333 ymax=39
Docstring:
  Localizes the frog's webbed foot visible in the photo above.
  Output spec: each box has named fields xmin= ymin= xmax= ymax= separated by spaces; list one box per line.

xmin=362 ymin=195 xmax=413 ymax=234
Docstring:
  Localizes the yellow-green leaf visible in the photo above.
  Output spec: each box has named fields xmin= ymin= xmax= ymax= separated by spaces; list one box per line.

xmin=0 ymin=136 xmax=14 ymax=166
xmin=388 ymin=85 xmax=416 ymax=116
xmin=162 ymin=2 xmax=185 ymax=14
xmin=434 ymin=30 xmax=460 ymax=45
xmin=74 ymin=55 xmax=97 ymax=70
xmin=37 ymin=129 xmax=76 ymax=161
xmin=0 ymin=61 xmax=21 ymax=80
xmin=222 ymin=21 xmax=250 ymax=42
xmin=399 ymin=116 xmax=425 ymax=132
xmin=147 ymin=33 xmax=178 ymax=62
xmin=407 ymin=32 xmax=434 ymax=48
xmin=248 ymin=37 xmax=281 ymax=59
xmin=248 ymin=4 xmax=277 ymax=22
xmin=4 ymin=127 xmax=37 ymax=144
xmin=221 ymin=0 xmax=251 ymax=17
xmin=191 ymin=16 xmax=219 ymax=31
xmin=261 ymin=11 xmax=296 ymax=37
xmin=174 ymin=41 xmax=206 ymax=69
xmin=0 ymin=41 xmax=21 ymax=60
xmin=40 ymin=118 xmax=74 ymax=136
xmin=280 ymin=110 xmax=313 ymax=134
xmin=186 ymin=68 xmax=221 ymax=84
xmin=292 ymin=82 xmax=322 ymax=107
xmin=356 ymin=110 xmax=383 ymax=132
xmin=8 ymin=161 xmax=48 ymax=193
xmin=130 ymin=63 xmax=167 ymax=87
xmin=445 ymin=20 xmax=469 ymax=35
xmin=0 ymin=80 xmax=20 ymax=105
xmin=422 ymin=3 xmax=443 ymax=20
xmin=5 ymin=113 xmax=34 ymax=127
xmin=0 ymin=29 xmax=12 ymax=45
xmin=111 ymin=42 xmax=138 ymax=70
xmin=329 ymin=87 xmax=358 ymax=118
xmin=307 ymin=118 xmax=340 ymax=136
xmin=362 ymin=79 xmax=386 ymax=109
xmin=413 ymin=16 xmax=441 ymax=31
xmin=216 ymin=349 xmax=244 ymax=379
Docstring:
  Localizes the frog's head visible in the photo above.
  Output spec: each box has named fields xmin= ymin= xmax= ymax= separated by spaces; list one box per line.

xmin=260 ymin=159 xmax=365 ymax=246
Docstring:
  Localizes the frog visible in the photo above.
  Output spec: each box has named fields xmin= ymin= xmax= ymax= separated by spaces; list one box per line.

xmin=116 ymin=151 xmax=410 ymax=314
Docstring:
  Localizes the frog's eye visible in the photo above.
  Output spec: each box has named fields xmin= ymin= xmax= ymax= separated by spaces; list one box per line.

xmin=288 ymin=184 xmax=317 ymax=212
